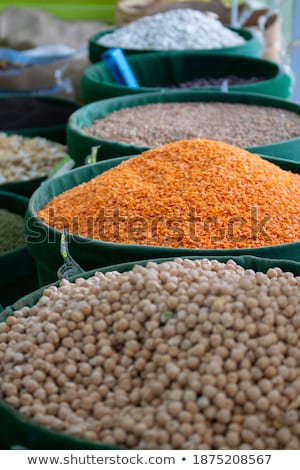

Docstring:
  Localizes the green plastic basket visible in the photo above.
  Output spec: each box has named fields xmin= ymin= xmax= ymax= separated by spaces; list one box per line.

xmin=26 ymin=153 xmax=300 ymax=287
xmin=89 ymin=26 xmax=262 ymax=63
xmin=0 ymin=190 xmax=38 ymax=307
xmin=80 ymin=52 xmax=291 ymax=104
xmin=67 ymin=90 xmax=300 ymax=167
xmin=1 ymin=254 xmax=300 ymax=449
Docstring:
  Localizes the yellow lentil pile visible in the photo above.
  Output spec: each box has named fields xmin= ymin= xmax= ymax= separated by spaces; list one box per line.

xmin=38 ymin=139 xmax=300 ymax=249
xmin=0 ymin=258 xmax=300 ymax=449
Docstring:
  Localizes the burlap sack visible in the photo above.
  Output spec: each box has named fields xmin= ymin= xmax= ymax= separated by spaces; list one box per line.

xmin=114 ymin=1 xmax=281 ymax=63
xmin=115 ymin=0 xmax=163 ymax=26
xmin=0 ymin=6 xmax=110 ymax=100
xmin=242 ymin=8 xmax=281 ymax=63
xmin=115 ymin=0 xmax=243 ymax=26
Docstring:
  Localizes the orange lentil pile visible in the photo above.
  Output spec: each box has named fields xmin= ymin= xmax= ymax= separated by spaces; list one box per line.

xmin=37 ymin=139 xmax=300 ymax=249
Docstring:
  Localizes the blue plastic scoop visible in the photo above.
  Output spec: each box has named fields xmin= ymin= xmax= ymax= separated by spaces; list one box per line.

xmin=102 ymin=48 xmax=139 ymax=88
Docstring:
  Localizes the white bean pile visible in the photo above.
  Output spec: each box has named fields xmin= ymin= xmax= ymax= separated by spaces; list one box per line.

xmin=98 ymin=9 xmax=245 ymax=51
xmin=0 ymin=258 xmax=300 ymax=450
xmin=0 ymin=134 xmax=67 ymax=183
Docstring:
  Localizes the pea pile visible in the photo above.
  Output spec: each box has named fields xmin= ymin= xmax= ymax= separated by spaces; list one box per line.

xmin=0 ymin=209 xmax=25 ymax=254
xmin=0 ymin=134 xmax=67 ymax=183
xmin=0 ymin=258 xmax=299 ymax=449
xmin=82 ymin=102 xmax=300 ymax=148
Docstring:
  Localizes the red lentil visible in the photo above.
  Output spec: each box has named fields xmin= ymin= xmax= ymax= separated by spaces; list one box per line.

xmin=37 ymin=139 xmax=300 ymax=249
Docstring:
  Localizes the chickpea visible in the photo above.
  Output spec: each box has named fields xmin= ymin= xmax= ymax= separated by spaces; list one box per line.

xmin=0 ymin=258 xmax=299 ymax=450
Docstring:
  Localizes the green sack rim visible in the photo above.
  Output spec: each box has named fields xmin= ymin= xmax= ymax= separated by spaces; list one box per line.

xmin=82 ymin=52 xmax=289 ymax=94
xmin=2 ymin=254 xmax=300 ymax=316
xmin=68 ymin=90 xmax=300 ymax=156
xmin=89 ymin=25 xmax=259 ymax=57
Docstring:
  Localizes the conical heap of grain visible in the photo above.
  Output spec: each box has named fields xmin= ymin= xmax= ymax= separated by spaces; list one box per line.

xmin=37 ymin=139 xmax=300 ymax=249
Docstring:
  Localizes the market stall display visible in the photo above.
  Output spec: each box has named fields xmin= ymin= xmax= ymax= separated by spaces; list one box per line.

xmin=1 ymin=1 xmax=300 ymax=453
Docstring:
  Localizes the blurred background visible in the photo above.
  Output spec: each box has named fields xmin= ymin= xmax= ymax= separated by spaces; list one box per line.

xmin=0 ymin=0 xmax=298 ymax=100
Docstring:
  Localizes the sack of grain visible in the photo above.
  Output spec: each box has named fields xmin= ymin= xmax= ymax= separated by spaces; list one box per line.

xmin=115 ymin=0 xmax=246 ymax=26
xmin=242 ymin=8 xmax=281 ymax=63
xmin=115 ymin=0 xmax=164 ymax=26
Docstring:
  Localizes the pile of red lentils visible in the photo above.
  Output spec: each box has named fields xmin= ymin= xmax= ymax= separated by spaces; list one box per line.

xmin=37 ymin=139 xmax=300 ymax=249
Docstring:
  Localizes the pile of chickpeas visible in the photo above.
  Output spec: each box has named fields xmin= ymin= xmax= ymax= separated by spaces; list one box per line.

xmin=0 ymin=258 xmax=299 ymax=449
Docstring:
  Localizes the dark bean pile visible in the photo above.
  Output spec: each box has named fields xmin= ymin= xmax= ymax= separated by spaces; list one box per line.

xmin=0 ymin=97 xmax=76 ymax=130
xmin=166 ymin=76 xmax=265 ymax=89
